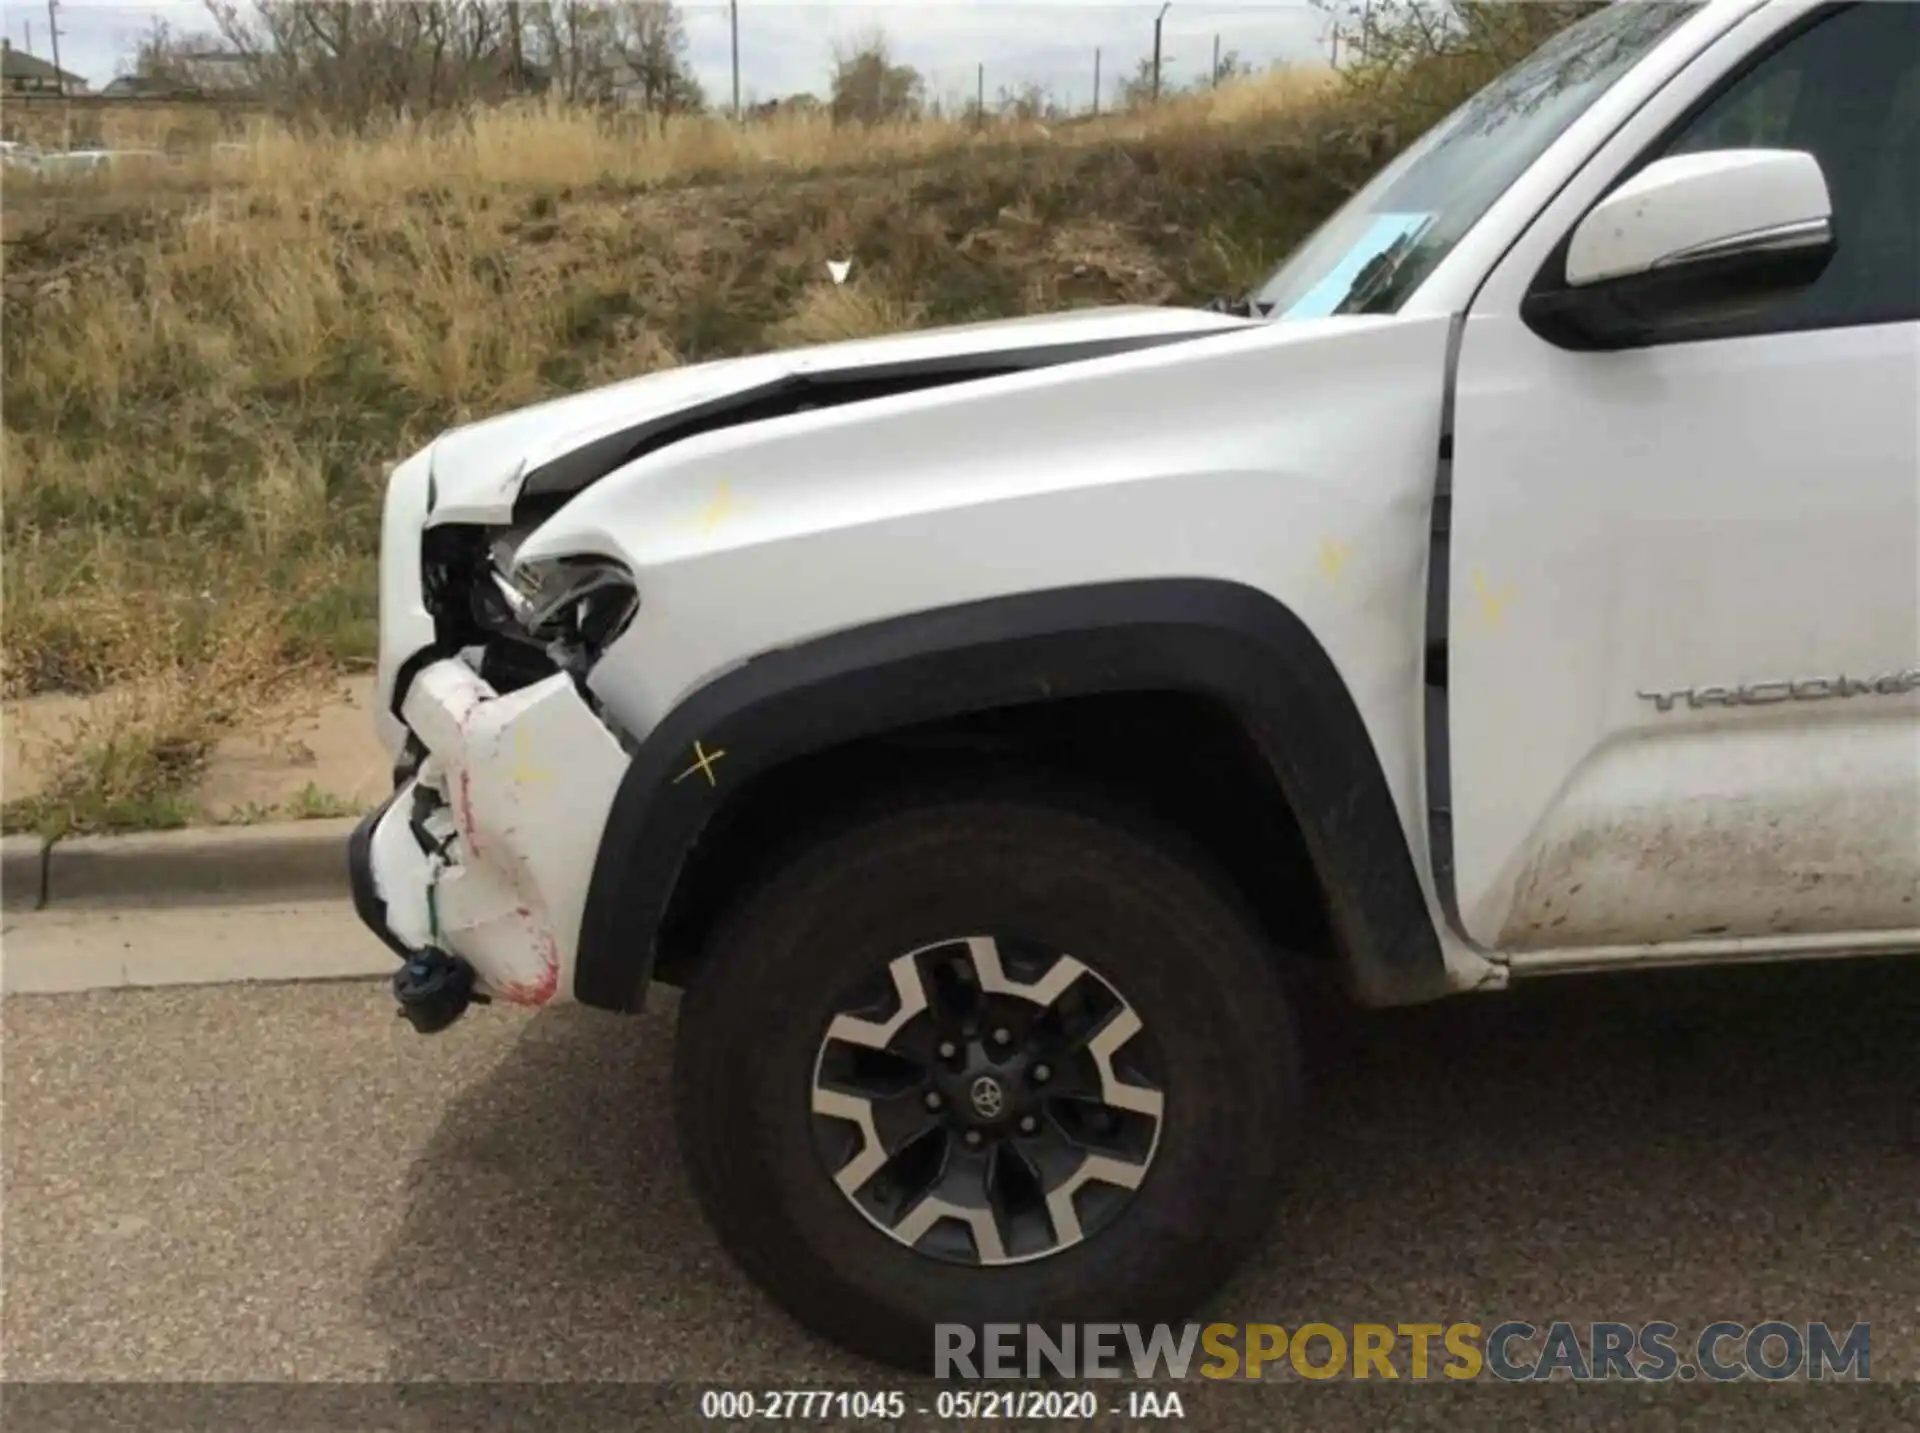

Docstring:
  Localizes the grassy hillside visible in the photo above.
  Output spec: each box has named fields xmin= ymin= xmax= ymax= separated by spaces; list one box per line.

xmin=1 ymin=71 xmax=1412 ymax=833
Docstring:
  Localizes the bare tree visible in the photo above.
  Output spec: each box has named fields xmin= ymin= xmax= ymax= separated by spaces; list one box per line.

xmin=1117 ymin=55 xmax=1161 ymax=110
xmin=828 ymin=30 xmax=924 ymax=125
xmin=994 ymin=80 xmax=1060 ymax=123
xmin=195 ymin=1 xmax=699 ymax=129
xmin=121 ymin=17 xmax=224 ymax=93
xmin=610 ymin=1 xmax=703 ymax=113
xmin=523 ymin=0 xmax=617 ymax=103
xmin=1210 ymin=46 xmax=1252 ymax=87
xmin=201 ymin=2 xmax=523 ymax=126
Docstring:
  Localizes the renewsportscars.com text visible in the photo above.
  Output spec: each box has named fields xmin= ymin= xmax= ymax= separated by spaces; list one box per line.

xmin=936 ymin=1320 xmax=1872 ymax=1382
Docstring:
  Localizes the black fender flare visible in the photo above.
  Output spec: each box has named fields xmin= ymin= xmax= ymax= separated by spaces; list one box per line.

xmin=572 ymin=578 xmax=1448 ymax=1011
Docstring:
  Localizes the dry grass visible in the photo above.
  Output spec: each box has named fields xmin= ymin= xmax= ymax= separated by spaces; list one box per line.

xmin=766 ymin=282 xmax=929 ymax=346
xmin=0 ymin=584 xmax=330 ymax=836
xmin=5 ymin=67 xmax=1337 ymax=203
xmin=1 ymin=63 xmax=1413 ymax=834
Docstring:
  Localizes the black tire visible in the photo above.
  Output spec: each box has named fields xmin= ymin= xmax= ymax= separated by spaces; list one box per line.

xmin=672 ymin=796 xmax=1302 ymax=1371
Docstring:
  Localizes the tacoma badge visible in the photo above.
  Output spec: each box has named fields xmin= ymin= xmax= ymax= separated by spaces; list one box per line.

xmin=1638 ymin=668 xmax=1920 ymax=713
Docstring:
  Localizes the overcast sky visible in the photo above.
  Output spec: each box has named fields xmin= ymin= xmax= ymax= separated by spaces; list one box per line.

xmin=3 ymin=1 xmax=1334 ymax=109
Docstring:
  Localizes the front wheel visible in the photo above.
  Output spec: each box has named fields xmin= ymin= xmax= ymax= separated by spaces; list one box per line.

xmin=673 ymin=797 xmax=1303 ymax=1370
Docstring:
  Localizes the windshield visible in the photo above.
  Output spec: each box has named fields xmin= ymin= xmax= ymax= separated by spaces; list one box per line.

xmin=1254 ymin=2 xmax=1701 ymax=319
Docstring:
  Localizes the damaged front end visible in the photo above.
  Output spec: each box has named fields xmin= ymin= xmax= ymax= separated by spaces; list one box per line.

xmin=351 ymin=509 xmax=637 ymax=1030
xmin=352 ymin=303 xmax=1264 ymax=1028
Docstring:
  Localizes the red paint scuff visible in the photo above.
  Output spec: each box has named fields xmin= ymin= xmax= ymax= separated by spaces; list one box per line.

xmin=455 ymin=768 xmax=482 ymax=860
xmin=494 ymin=925 xmax=561 ymax=1006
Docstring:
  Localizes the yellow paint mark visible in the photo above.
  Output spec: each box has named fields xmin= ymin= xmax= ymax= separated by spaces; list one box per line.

xmin=696 ymin=480 xmax=747 ymax=534
xmin=1317 ymin=537 xmax=1351 ymax=581
xmin=674 ymin=740 xmax=728 ymax=788
xmin=509 ymin=725 xmax=553 ymax=786
xmin=1471 ymin=567 xmax=1515 ymax=627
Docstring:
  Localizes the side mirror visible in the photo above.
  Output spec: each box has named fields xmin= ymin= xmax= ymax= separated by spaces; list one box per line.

xmin=1522 ymin=149 xmax=1835 ymax=350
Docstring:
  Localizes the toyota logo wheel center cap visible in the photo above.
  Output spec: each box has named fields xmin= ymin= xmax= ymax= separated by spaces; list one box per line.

xmin=968 ymin=1075 xmax=1006 ymax=1120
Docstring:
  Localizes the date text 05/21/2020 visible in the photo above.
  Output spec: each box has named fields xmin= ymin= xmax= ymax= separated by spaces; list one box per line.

xmin=695 ymin=1388 xmax=1177 ymax=1422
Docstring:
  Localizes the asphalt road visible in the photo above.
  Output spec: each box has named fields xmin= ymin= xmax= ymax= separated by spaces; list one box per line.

xmin=5 ymin=932 xmax=1918 ymax=1429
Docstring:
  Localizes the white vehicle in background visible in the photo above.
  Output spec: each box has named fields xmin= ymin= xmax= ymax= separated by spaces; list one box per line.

xmin=18 ymin=147 xmax=173 ymax=179
xmin=349 ymin=0 xmax=1918 ymax=1369
xmin=0 ymin=140 xmax=44 ymax=174
xmin=30 ymin=149 xmax=113 ymax=177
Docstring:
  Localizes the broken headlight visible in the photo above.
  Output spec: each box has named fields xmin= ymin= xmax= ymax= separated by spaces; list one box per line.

xmin=488 ymin=554 xmax=638 ymax=654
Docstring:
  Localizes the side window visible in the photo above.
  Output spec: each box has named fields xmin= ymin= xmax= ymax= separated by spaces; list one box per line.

xmin=1654 ymin=1 xmax=1920 ymax=332
xmin=1667 ymin=68 xmax=1799 ymax=151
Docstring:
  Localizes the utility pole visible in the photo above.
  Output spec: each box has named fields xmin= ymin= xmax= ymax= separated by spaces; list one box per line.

xmin=47 ymin=0 xmax=71 ymax=150
xmin=975 ymin=61 xmax=984 ymax=124
xmin=45 ymin=0 xmax=63 ymax=97
xmin=1151 ymin=3 xmax=1170 ymax=105
xmin=729 ymin=0 xmax=740 ymax=120
xmin=1091 ymin=47 xmax=1100 ymax=116
xmin=1212 ymin=33 xmax=1220 ymax=87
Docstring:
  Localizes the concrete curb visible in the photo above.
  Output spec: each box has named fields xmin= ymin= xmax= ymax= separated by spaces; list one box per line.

xmin=5 ymin=817 xmax=357 ymax=913
xmin=2 ymin=902 xmax=395 ymax=994
xmin=2 ymin=835 xmax=46 ymax=911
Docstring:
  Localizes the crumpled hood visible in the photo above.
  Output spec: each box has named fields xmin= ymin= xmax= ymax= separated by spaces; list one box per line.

xmin=421 ymin=304 xmax=1253 ymax=526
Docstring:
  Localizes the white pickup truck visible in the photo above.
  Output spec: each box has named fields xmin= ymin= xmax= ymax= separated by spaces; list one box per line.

xmin=349 ymin=0 xmax=1918 ymax=1369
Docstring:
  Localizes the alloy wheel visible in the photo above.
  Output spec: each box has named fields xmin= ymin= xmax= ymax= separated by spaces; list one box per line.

xmin=809 ymin=935 xmax=1165 ymax=1266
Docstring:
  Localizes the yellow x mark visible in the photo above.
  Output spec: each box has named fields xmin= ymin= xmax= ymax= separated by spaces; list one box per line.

xmin=674 ymin=740 xmax=728 ymax=788
xmin=1471 ymin=567 xmax=1516 ymax=627
xmin=696 ymin=481 xmax=746 ymax=534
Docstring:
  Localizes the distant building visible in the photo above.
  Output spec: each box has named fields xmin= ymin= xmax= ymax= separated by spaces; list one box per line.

xmin=101 ymin=74 xmax=193 ymax=99
xmin=749 ymin=93 xmax=823 ymax=121
xmin=96 ymin=51 xmax=257 ymax=103
xmin=171 ymin=51 xmax=257 ymax=99
xmin=1 ymin=39 xmax=90 ymax=95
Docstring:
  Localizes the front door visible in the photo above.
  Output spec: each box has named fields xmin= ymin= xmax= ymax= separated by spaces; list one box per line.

xmin=1446 ymin=0 xmax=1920 ymax=956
